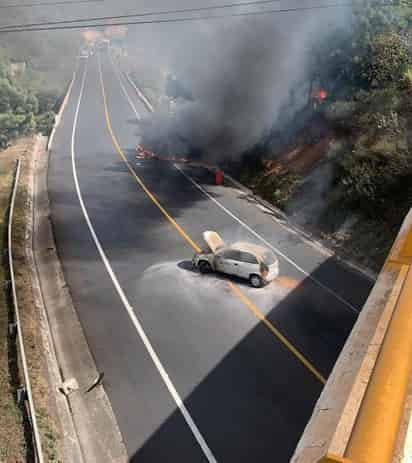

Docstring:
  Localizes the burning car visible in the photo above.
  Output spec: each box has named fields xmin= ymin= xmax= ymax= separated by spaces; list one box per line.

xmin=192 ymin=231 xmax=279 ymax=288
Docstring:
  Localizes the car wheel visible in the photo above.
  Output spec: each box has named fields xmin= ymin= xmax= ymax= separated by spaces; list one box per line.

xmin=249 ymin=274 xmax=263 ymax=288
xmin=199 ymin=261 xmax=212 ymax=274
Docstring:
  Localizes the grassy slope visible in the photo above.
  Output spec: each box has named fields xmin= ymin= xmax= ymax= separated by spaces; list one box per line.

xmin=238 ymin=123 xmax=400 ymax=273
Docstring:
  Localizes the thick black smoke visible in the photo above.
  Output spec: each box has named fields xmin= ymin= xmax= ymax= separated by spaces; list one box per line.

xmin=132 ymin=6 xmax=350 ymax=160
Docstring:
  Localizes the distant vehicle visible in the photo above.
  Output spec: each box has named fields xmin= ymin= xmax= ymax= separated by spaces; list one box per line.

xmin=96 ymin=39 xmax=110 ymax=51
xmin=192 ymin=231 xmax=279 ymax=288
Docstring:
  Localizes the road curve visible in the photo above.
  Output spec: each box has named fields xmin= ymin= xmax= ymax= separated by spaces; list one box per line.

xmin=48 ymin=51 xmax=373 ymax=462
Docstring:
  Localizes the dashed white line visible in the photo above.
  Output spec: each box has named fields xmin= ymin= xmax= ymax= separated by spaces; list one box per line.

xmin=108 ymin=55 xmax=142 ymax=121
xmin=71 ymin=59 xmax=218 ymax=463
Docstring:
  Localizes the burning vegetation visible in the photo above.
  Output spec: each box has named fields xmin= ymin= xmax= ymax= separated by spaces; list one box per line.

xmin=128 ymin=1 xmax=412 ymax=270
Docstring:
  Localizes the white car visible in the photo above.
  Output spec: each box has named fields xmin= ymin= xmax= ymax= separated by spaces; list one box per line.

xmin=192 ymin=231 xmax=279 ymax=288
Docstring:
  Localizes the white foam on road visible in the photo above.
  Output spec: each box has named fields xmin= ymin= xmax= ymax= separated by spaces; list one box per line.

xmin=140 ymin=260 xmax=289 ymax=315
xmin=174 ymin=164 xmax=360 ymax=315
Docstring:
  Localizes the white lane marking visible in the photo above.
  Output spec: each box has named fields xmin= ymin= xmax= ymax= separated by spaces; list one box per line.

xmin=124 ymin=71 xmax=154 ymax=113
xmin=174 ymin=164 xmax=360 ymax=315
xmin=71 ymin=61 xmax=218 ymax=463
xmin=108 ymin=55 xmax=142 ymax=121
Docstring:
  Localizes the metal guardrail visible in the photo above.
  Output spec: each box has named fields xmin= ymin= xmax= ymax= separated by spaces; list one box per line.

xmin=7 ymin=159 xmax=44 ymax=463
xmin=319 ymin=210 xmax=412 ymax=463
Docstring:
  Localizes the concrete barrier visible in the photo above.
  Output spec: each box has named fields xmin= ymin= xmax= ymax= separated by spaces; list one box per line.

xmin=47 ymin=72 xmax=76 ymax=152
xmin=291 ymin=209 xmax=412 ymax=463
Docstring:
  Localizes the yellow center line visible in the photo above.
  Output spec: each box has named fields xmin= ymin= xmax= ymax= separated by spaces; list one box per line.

xmin=98 ymin=58 xmax=326 ymax=385
xmin=228 ymin=282 xmax=326 ymax=383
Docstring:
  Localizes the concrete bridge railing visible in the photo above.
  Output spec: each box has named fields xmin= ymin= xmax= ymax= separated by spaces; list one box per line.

xmin=292 ymin=209 xmax=412 ymax=463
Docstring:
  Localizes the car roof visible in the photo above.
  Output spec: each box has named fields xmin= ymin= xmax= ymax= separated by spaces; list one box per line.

xmin=229 ymin=241 xmax=270 ymax=259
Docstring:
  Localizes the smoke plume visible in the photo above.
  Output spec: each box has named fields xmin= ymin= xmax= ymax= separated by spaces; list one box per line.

xmin=131 ymin=5 xmax=350 ymax=160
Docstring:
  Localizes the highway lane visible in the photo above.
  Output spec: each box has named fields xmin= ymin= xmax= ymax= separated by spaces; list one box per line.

xmin=47 ymin=52 xmax=373 ymax=462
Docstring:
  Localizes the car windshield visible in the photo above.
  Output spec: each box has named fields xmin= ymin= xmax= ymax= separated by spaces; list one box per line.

xmin=262 ymin=251 xmax=276 ymax=265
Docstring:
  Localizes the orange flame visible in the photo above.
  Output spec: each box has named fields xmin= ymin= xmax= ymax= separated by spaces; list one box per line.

xmin=312 ymin=88 xmax=328 ymax=101
xmin=319 ymin=89 xmax=328 ymax=100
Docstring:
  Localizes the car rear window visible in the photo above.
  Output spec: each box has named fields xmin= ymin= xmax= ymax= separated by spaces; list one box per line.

xmin=262 ymin=251 xmax=276 ymax=265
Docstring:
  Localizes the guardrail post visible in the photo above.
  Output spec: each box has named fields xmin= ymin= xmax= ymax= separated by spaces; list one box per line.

xmin=8 ymin=322 xmax=17 ymax=337
xmin=17 ymin=386 xmax=27 ymax=405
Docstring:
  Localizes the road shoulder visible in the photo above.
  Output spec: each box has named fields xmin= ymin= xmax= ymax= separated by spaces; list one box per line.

xmin=32 ymin=135 xmax=127 ymax=462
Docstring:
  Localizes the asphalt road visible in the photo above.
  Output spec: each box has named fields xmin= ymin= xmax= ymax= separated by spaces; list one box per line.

xmin=48 ymin=51 xmax=373 ymax=462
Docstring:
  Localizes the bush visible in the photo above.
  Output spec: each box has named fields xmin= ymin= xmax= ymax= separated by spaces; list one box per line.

xmin=340 ymin=141 xmax=412 ymax=216
xmin=323 ymin=100 xmax=357 ymax=127
xmin=245 ymin=172 xmax=302 ymax=209
xmin=36 ymin=89 xmax=59 ymax=113
xmin=361 ymin=32 xmax=410 ymax=87
xmin=0 ymin=78 xmax=23 ymax=112
xmin=0 ymin=54 xmax=66 ymax=151
xmin=403 ymin=67 xmax=412 ymax=93
xmin=26 ymin=92 xmax=39 ymax=114
xmin=0 ymin=112 xmax=29 ymax=147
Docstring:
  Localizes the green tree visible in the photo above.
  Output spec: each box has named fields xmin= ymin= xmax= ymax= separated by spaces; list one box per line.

xmin=0 ymin=112 xmax=27 ymax=147
xmin=25 ymin=92 xmax=39 ymax=114
xmin=36 ymin=89 xmax=58 ymax=113
xmin=361 ymin=32 xmax=410 ymax=87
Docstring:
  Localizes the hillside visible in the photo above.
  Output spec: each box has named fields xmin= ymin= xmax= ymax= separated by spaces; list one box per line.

xmin=236 ymin=21 xmax=412 ymax=271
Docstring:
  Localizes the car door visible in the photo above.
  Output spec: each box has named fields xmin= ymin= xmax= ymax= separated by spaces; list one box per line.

xmin=215 ymin=250 xmax=241 ymax=276
xmin=238 ymin=251 xmax=259 ymax=279
xmin=213 ymin=250 xmax=228 ymax=273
